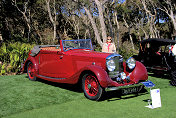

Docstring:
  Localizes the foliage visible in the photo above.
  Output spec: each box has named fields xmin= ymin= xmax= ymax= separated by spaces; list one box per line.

xmin=119 ymin=41 xmax=139 ymax=60
xmin=1 ymin=0 xmax=175 ymax=45
xmin=0 ymin=42 xmax=34 ymax=75
xmin=94 ymin=45 xmax=102 ymax=52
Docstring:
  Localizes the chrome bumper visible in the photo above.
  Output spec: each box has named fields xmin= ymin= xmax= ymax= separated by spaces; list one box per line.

xmin=105 ymin=82 xmax=144 ymax=91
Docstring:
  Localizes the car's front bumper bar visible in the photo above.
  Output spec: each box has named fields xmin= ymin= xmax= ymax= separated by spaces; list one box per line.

xmin=105 ymin=82 xmax=144 ymax=91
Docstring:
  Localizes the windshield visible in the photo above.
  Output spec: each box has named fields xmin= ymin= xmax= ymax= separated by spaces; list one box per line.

xmin=62 ymin=39 xmax=93 ymax=51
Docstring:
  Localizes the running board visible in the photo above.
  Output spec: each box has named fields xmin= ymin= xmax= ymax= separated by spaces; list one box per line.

xmin=38 ymin=74 xmax=66 ymax=80
xmin=146 ymin=66 xmax=168 ymax=71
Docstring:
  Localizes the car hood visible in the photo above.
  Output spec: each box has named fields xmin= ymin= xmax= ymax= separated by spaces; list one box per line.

xmin=66 ymin=49 xmax=112 ymax=58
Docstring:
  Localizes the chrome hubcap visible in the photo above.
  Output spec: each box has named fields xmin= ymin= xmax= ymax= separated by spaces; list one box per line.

xmin=88 ymin=84 xmax=91 ymax=89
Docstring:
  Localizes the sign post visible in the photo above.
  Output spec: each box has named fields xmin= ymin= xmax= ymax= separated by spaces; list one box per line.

xmin=141 ymin=81 xmax=161 ymax=109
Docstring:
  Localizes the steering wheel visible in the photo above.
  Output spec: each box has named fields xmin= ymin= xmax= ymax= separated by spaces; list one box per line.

xmin=64 ymin=46 xmax=74 ymax=51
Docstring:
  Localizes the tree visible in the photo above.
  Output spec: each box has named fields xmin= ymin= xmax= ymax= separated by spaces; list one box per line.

xmin=115 ymin=1 xmax=136 ymax=49
xmin=72 ymin=0 xmax=117 ymax=47
xmin=45 ymin=0 xmax=57 ymax=42
xmin=11 ymin=0 xmax=32 ymax=41
xmin=94 ymin=0 xmax=108 ymax=43
xmin=157 ymin=0 xmax=176 ymax=31
xmin=83 ymin=6 xmax=103 ymax=46
xmin=140 ymin=0 xmax=160 ymax=38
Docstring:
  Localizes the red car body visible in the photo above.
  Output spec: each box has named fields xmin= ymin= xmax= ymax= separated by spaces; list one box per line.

xmin=22 ymin=39 xmax=148 ymax=100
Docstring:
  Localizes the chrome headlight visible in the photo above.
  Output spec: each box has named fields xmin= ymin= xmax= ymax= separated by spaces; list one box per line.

xmin=106 ymin=59 xmax=116 ymax=71
xmin=126 ymin=57 xmax=136 ymax=70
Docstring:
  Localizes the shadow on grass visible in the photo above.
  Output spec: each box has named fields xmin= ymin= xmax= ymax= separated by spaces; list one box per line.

xmin=102 ymin=86 xmax=149 ymax=102
xmin=143 ymin=99 xmax=152 ymax=103
xmin=148 ymin=72 xmax=176 ymax=86
xmin=148 ymin=71 xmax=171 ymax=80
xmin=25 ymin=76 xmax=83 ymax=93
xmin=25 ymin=75 xmax=148 ymax=101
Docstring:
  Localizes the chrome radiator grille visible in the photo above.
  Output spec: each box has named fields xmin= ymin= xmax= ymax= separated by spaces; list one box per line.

xmin=108 ymin=55 xmax=124 ymax=78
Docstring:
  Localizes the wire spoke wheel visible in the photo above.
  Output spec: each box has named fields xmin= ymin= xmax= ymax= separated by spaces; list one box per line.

xmin=82 ymin=74 xmax=103 ymax=101
xmin=27 ymin=62 xmax=36 ymax=81
xmin=85 ymin=75 xmax=98 ymax=96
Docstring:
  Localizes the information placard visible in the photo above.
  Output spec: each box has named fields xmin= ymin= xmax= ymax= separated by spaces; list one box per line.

xmin=151 ymin=89 xmax=162 ymax=108
xmin=145 ymin=89 xmax=162 ymax=109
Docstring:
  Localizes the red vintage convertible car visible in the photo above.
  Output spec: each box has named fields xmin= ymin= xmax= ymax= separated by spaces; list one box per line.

xmin=21 ymin=39 xmax=148 ymax=100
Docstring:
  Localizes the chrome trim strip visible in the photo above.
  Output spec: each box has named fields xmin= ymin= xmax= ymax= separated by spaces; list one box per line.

xmin=38 ymin=74 xmax=66 ymax=80
xmin=106 ymin=53 xmax=122 ymax=60
xmin=105 ymin=83 xmax=144 ymax=91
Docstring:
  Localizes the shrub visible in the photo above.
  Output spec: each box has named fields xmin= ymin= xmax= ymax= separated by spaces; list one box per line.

xmin=0 ymin=42 xmax=34 ymax=75
xmin=119 ymin=41 xmax=138 ymax=60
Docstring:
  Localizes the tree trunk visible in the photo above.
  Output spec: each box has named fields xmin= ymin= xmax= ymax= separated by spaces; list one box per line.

xmin=138 ymin=32 xmax=142 ymax=42
xmin=170 ymin=10 xmax=176 ymax=30
xmin=142 ymin=28 xmax=148 ymax=39
xmin=94 ymin=0 xmax=107 ymax=43
xmin=46 ymin=0 xmax=57 ymax=42
xmin=141 ymin=0 xmax=159 ymax=38
xmin=129 ymin=31 xmax=134 ymax=50
xmin=84 ymin=6 xmax=103 ymax=46
xmin=114 ymin=11 xmax=120 ymax=51
xmin=123 ymin=17 xmax=135 ymax=50
xmin=106 ymin=8 xmax=113 ymax=38
xmin=12 ymin=0 xmax=31 ymax=41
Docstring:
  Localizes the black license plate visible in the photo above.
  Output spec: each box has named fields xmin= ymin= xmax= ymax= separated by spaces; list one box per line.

xmin=121 ymin=86 xmax=142 ymax=95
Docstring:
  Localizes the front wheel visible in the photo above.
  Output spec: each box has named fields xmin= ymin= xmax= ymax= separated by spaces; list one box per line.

xmin=82 ymin=74 xmax=103 ymax=101
xmin=27 ymin=62 xmax=37 ymax=81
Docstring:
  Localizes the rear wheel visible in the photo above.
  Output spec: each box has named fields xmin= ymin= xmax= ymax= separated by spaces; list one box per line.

xmin=82 ymin=74 xmax=103 ymax=100
xmin=171 ymin=70 xmax=176 ymax=86
xmin=27 ymin=62 xmax=37 ymax=81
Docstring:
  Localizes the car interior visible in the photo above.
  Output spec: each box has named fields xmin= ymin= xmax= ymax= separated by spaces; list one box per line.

xmin=41 ymin=46 xmax=61 ymax=51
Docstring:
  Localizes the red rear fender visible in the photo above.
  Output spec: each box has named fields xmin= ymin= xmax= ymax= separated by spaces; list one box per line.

xmin=22 ymin=57 xmax=39 ymax=74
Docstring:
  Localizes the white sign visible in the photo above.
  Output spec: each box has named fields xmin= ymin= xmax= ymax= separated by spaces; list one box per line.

xmin=151 ymin=89 xmax=162 ymax=108
xmin=145 ymin=89 xmax=161 ymax=109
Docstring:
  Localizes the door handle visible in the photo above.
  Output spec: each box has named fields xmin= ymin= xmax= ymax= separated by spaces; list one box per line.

xmin=59 ymin=55 xmax=63 ymax=59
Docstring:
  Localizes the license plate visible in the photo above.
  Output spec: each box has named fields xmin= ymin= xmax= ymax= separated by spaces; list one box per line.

xmin=122 ymin=86 xmax=142 ymax=95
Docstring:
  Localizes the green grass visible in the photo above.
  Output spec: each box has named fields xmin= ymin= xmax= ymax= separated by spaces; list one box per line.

xmin=0 ymin=74 xmax=83 ymax=117
xmin=0 ymin=74 xmax=176 ymax=118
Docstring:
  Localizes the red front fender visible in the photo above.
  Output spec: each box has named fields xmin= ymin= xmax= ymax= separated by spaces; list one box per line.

xmin=123 ymin=61 xmax=148 ymax=83
xmin=82 ymin=65 xmax=111 ymax=88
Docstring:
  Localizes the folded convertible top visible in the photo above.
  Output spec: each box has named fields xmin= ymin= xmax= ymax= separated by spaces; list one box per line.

xmin=30 ymin=45 xmax=60 ymax=56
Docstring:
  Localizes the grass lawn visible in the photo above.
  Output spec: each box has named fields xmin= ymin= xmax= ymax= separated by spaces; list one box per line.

xmin=0 ymin=74 xmax=176 ymax=118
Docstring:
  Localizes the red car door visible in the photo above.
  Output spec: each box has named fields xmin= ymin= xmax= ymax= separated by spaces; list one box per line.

xmin=39 ymin=50 xmax=73 ymax=78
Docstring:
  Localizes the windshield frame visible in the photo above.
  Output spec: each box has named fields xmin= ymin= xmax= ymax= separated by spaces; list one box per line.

xmin=62 ymin=39 xmax=93 ymax=52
